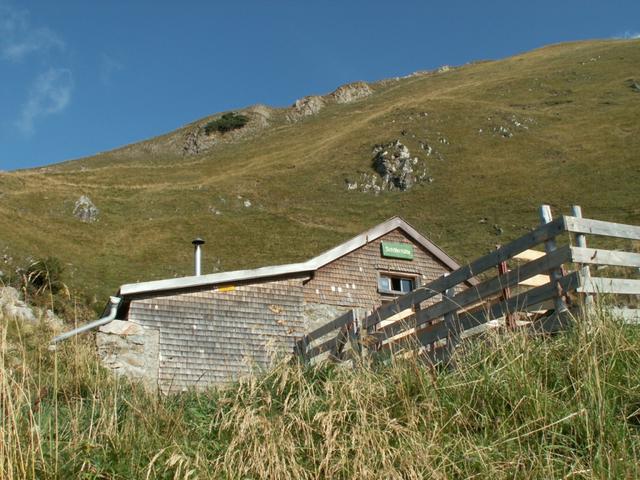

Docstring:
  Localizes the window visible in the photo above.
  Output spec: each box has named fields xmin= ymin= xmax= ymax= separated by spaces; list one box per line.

xmin=378 ymin=274 xmax=416 ymax=295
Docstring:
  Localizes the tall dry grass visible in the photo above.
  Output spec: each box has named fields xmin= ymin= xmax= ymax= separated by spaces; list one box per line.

xmin=1 ymin=305 xmax=639 ymax=479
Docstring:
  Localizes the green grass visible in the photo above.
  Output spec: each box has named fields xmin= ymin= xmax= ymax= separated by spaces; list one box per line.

xmin=2 ymin=305 xmax=640 ymax=478
xmin=0 ymin=39 xmax=638 ymax=304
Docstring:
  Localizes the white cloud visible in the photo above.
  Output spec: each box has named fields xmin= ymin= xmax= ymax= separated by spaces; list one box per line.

xmin=16 ymin=68 xmax=74 ymax=135
xmin=100 ymin=53 xmax=124 ymax=85
xmin=0 ymin=3 xmax=64 ymax=61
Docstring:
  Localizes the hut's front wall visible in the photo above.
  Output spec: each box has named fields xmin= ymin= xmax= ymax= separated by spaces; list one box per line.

xmin=304 ymin=229 xmax=452 ymax=311
xmin=126 ymin=278 xmax=305 ymax=393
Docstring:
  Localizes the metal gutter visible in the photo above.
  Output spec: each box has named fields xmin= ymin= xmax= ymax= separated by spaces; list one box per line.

xmin=50 ymin=296 xmax=121 ymax=345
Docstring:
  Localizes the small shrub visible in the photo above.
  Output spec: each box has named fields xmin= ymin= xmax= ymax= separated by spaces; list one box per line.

xmin=23 ymin=256 xmax=66 ymax=296
xmin=203 ymin=112 xmax=249 ymax=135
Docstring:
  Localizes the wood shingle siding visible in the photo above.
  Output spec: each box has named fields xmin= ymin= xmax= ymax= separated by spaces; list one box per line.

xmin=128 ymin=279 xmax=305 ymax=393
xmin=304 ymin=229 xmax=451 ymax=309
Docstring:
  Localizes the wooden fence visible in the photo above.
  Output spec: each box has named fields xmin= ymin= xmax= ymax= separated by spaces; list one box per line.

xmin=296 ymin=205 xmax=640 ymax=364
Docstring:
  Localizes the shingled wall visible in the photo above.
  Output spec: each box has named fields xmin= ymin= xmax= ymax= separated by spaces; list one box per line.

xmin=127 ymin=277 xmax=306 ymax=393
xmin=304 ymin=228 xmax=451 ymax=310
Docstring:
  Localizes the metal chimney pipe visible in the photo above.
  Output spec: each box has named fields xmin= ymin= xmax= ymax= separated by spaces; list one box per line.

xmin=192 ymin=238 xmax=205 ymax=276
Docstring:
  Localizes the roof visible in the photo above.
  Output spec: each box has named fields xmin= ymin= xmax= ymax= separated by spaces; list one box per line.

xmin=118 ymin=216 xmax=468 ymax=297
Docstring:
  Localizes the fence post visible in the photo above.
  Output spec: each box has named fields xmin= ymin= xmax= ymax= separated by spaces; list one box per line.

xmin=571 ymin=205 xmax=594 ymax=316
xmin=496 ymin=244 xmax=516 ymax=329
xmin=360 ymin=310 xmax=373 ymax=364
xmin=539 ymin=205 xmax=569 ymax=317
xmin=443 ymin=282 xmax=459 ymax=366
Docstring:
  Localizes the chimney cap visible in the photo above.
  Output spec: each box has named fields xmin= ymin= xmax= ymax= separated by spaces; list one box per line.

xmin=192 ymin=238 xmax=205 ymax=246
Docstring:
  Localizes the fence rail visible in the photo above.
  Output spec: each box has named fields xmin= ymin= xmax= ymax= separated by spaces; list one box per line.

xmin=296 ymin=206 xmax=640 ymax=364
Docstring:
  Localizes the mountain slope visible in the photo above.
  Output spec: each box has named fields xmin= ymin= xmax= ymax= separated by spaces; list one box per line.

xmin=1 ymin=39 xmax=638 ymax=302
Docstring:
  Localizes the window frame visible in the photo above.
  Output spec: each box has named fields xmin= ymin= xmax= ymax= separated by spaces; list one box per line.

xmin=377 ymin=272 xmax=419 ymax=296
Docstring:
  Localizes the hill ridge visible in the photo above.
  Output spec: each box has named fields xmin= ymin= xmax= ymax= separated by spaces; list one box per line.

xmin=0 ymin=39 xmax=638 ymax=305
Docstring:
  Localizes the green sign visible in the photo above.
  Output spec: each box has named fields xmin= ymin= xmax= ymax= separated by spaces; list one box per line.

xmin=381 ymin=242 xmax=414 ymax=260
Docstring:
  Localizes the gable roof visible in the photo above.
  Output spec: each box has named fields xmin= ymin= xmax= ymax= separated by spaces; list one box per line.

xmin=118 ymin=216 xmax=467 ymax=297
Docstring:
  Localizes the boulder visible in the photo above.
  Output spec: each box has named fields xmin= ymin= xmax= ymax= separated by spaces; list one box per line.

xmin=370 ymin=140 xmax=421 ymax=191
xmin=73 ymin=195 xmax=99 ymax=223
xmin=0 ymin=286 xmax=36 ymax=323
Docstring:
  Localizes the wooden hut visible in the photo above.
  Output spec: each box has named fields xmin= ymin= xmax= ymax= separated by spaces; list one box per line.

xmin=96 ymin=217 xmax=466 ymax=392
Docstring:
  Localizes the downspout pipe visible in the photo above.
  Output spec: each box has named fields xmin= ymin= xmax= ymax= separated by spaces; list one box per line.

xmin=50 ymin=296 xmax=121 ymax=346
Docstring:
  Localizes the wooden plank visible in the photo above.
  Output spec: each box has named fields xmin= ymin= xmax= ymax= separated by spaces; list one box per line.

xmin=306 ymin=328 xmax=349 ymax=359
xmin=564 ymin=216 xmax=640 ymax=241
xmin=571 ymin=206 xmax=594 ymax=314
xmin=363 ymin=217 xmax=566 ymax=328
xmin=519 ymin=274 xmax=550 ymax=287
xmin=373 ymin=245 xmax=571 ymax=342
xmin=528 ymin=311 xmax=573 ymax=334
xmin=304 ymin=310 xmax=354 ymax=343
xmin=524 ymin=299 xmax=554 ymax=314
xmin=514 ymin=249 xmax=546 ymax=261
xmin=570 ymin=247 xmax=640 ymax=268
xmin=379 ymin=307 xmax=414 ymax=327
xmin=541 ymin=205 xmax=568 ymax=315
xmin=578 ymin=277 xmax=640 ymax=295
xmin=414 ymin=271 xmax=581 ymax=347
xmin=332 ymin=326 xmax=350 ymax=360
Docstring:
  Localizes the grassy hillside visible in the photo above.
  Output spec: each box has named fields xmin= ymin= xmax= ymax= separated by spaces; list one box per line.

xmin=0 ymin=39 xmax=638 ymax=303
xmin=2 ymin=307 xmax=640 ymax=478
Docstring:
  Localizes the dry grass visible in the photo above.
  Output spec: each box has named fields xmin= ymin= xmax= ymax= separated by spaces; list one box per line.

xmin=1 ymin=304 xmax=639 ymax=479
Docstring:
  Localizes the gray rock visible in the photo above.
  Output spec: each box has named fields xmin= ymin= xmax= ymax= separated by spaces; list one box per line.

xmin=369 ymin=140 xmax=424 ymax=191
xmin=99 ymin=319 xmax=144 ymax=336
xmin=73 ymin=195 xmax=99 ymax=223
xmin=331 ymin=82 xmax=372 ymax=103
xmin=182 ymin=129 xmax=201 ymax=155
xmin=494 ymin=126 xmax=513 ymax=138
xmin=44 ymin=309 xmax=64 ymax=331
xmin=287 ymin=96 xmax=325 ymax=122
xmin=97 ymin=325 xmax=159 ymax=388
xmin=631 ymin=81 xmax=640 ymax=93
xmin=0 ymin=286 xmax=36 ymax=323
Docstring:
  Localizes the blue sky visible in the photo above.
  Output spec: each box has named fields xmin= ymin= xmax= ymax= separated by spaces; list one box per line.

xmin=1 ymin=0 xmax=638 ymax=171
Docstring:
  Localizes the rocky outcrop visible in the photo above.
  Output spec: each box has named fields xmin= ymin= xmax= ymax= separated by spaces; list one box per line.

xmin=0 ymin=286 xmax=35 ymax=322
xmin=73 ymin=195 xmax=99 ymax=223
xmin=372 ymin=141 xmax=416 ymax=191
xmin=180 ymin=105 xmax=272 ymax=155
xmin=182 ymin=129 xmax=202 ymax=155
xmin=287 ymin=82 xmax=373 ymax=122
xmin=0 ymin=286 xmax=63 ymax=330
xmin=331 ymin=81 xmax=372 ymax=103
xmin=346 ymin=140 xmax=431 ymax=194
xmin=287 ymin=96 xmax=325 ymax=122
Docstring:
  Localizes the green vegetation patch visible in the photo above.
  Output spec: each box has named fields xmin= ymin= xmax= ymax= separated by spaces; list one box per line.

xmin=2 ymin=306 xmax=640 ymax=478
xmin=203 ymin=112 xmax=249 ymax=135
